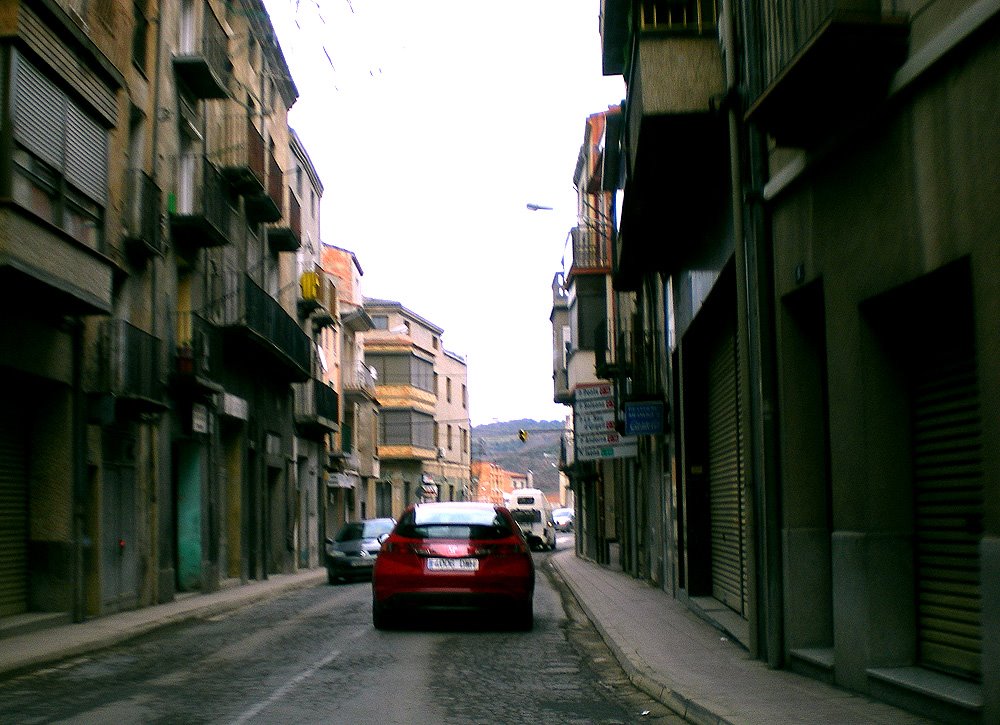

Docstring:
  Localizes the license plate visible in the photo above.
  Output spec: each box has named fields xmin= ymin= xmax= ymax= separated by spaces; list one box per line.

xmin=426 ymin=557 xmax=479 ymax=572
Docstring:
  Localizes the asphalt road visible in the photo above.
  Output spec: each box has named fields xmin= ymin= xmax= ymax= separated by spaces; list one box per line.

xmin=0 ymin=536 xmax=684 ymax=724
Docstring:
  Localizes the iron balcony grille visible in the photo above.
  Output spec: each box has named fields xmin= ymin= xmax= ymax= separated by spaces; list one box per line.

xmin=571 ymin=225 xmax=611 ymax=272
xmin=268 ymin=191 xmax=301 ymax=251
xmin=170 ymin=155 xmax=233 ymax=248
xmin=216 ymin=271 xmax=311 ymax=379
xmin=345 ymin=362 xmax=377 ymax=394
xmin=174 ymin=310 xmax=221 ymax=382
xmin=215 ymin=113 xmax=266 ymax=193
xmin=123 ymin=168 xmax=164 ymax=259
xmin=640 ymin=0 xmax=718 ymax=33
xmin=296 ymin=377 xmax=339 ymax=421
xmin=173 ymin=0 xmax=229 ymax=99
xmin=97 ymin=318 xmax=163 ymax=403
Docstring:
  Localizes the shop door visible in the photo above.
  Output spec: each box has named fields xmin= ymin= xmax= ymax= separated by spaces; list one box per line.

xmin=913 ymin=345 xmax=982 ymax=680
xmin=0 ymin=400 xmax=28 ymax=617
xmin=707 ymin=327 xmax=748 ymax=617
xmin=101 ymin=462 xmax=139 ymax=612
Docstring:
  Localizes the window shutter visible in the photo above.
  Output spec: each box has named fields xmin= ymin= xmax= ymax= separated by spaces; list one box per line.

xmin=13 ymin=55 xmax=63 ymax=168
xmin=66 ymin=104 xmax=108 ymax=203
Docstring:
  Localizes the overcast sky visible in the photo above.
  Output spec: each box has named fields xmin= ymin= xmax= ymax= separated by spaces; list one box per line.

xmin=263 ymin=0 xmax=625 ymax=426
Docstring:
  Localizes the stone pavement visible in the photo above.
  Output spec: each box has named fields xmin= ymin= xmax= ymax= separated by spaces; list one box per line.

xmin=0 ymin=553 xmax=940 ymax=724
xmin=0 ymin=569 xmax=326 ymax=678
xmin=548 ymin=549 xmax=936 ymax=725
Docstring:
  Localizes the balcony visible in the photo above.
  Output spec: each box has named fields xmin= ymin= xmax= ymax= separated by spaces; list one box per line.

xmin=294 ymin=377 xmax=339 ymax=439
xmin=171 ymin=310 xmax=222 ymax=396
xmin=214 ymin=113 xmax=266 ymax=194
xmin=169 ymin=156 xmax=235 ymax=250
xmin=267 ymin=192 xmax=301 ymax=252
xmin=244 ymin=150 xmax=282 ymax=223
xmin=122 ymin=169 xmax=164 ymax=262
xmin=94 ymin=319 xmax=165 ymax=413
xmin=172 ymin=0 xmax=229 ymax=99
xmin=745 ymin=4 xmax=909 ymax=147
xmin=343 ymin=361 xmax=377 ymax=397
xmin=614 ymin=1 xmax=728 ymax=289
xmin=297 ymin=267 xmax=337 ymax=328
xmin=569 ymin=225 xmax=611 ymax=276
xmin=216 ymin=272 xmax=311 ymax=382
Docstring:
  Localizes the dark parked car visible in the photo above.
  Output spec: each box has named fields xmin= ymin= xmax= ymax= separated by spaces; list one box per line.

xmin=372 ymin=501 xmax=535 ymax=630
xmin=325 ymin=518 xmax=396 ymax=584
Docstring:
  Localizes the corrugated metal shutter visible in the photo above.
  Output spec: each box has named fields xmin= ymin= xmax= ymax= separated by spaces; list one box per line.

xmin=913 ymin=346 xmax=982 ymax=681
xmin=12 ymin=52 xmax=108 ymax=204
xmin=708 ymin=327 xmax=747 ymax=616
xmin=66 ymin=103 xmax=108 ymax=203
xmin=12 ymin=53 xmax=63 ymax=168
xmin=0 ymin=400 xmax=29 ymax=617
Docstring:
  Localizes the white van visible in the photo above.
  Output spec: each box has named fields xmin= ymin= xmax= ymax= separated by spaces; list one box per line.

xmin=505 ymin=488 xmax=556 ymax=551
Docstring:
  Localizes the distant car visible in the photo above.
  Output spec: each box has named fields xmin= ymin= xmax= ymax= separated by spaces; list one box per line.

xmin=372 ymin=501 xmax=535 ymax=631
xmin=552 ymin=507 xmax=574 ymax=532
xmin=325 ymin=518 xmax=396 ymax=584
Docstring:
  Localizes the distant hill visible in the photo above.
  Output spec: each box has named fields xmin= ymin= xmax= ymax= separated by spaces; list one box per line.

xmin=472 ymin=419 xmax=564 ymax=496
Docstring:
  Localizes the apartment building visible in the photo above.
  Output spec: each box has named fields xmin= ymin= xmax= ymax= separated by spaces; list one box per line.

xmin=559 ymin=0 xmax=1000 ymax=719
xmin=0 ymin=0 xmax=323 ymax=627
xmin=363 ymin=299 xmax=471 ymax=516
xmin=321 ymin=245 xmax=380 ymax=526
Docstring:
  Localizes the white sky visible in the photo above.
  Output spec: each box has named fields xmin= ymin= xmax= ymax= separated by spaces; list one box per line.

xmin=263 ymin=0 xmax=625 ymax=426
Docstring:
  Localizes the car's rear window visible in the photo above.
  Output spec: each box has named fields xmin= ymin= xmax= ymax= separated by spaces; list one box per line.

xmin=511 ymin=509 xmax=541 ymax=524
xmin=335 ymin=523 xmax=363 ymax=542
xmin=361 ymin=519 xmax=395 ymax=538
xmin=395 ymin=507 xmax=513 ymax=540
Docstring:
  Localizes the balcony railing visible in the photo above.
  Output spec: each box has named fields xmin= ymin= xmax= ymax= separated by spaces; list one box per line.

xmin=123 ymin=169 xmax=164 ymax=261
xmin=267 ymin=191 xmax=301 ymax=252
xmin=214 ymin=113 xmax=266 ymax=194
xmin=295 ymin=377 xmax=340 ymax=438
xmin=570 ymin=225 xmax=611 ymax=273
xmin=747 ymin=1 xmax=909 ymax=146
xmin=216 ymin=271 xmax=311 ymax=381
xmin=172 ymin=0 xmax=229 ymax=99
xmin=96 ymin=319 xmax=164 ymax=408
xmin=169 ymin=155 xmax=234 ymax=249
xmin=639 ymin=0 xmax=718 ymax=33
xmin=245 ymin=150 xmax=282 ymax=222
xmin=344 ymin=362 xmax=377 ymax=395
xmin=173 ymin=310 xmax=222 ymax=392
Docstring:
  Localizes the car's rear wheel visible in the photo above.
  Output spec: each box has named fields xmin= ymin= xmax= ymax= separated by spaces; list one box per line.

xmin=512 ymin=601 xmax=533 ymax=631
xmin=372 ymin=600 xmax=395 ymax=630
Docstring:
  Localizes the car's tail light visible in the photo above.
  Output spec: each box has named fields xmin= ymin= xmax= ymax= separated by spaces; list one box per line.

xmin=381 ymin=541 xmax=433 ymax=557
xmin=474 ymin=541 xmax=529 ymax=557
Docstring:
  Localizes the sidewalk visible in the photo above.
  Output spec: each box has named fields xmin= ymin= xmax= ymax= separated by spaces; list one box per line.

xmin=0 ymin=569 xmax=326 ymax=678
xmin=549 ymin=550 xmax=936 ymax=725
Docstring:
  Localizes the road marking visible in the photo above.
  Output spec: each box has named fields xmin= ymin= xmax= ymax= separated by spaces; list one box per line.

xmin=229 ymin=628 xmax=365 ymax=724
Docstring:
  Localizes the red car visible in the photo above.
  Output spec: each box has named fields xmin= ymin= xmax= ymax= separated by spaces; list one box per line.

xmin=372 ymin=501 xmax=535 ymax=631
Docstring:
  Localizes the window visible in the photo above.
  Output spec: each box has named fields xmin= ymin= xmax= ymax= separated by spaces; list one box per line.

xmin=447 ymin=424 xmax=453 ymax=450
xmin=372 ymin=315 xmax=389 ymax=330
xmin=367 ymin=353 xmax=434 ymax=392
xmin=462 ymin=384 xmax=468 ymax=409
xmin=10 ymin=53 xmax=108 ymax=250
xmin=446 ymin=377 xmax=452 ymax=403
xmin=132 ymin=0 xmax=149 ymax=72
xmin=380 ymin=409 xmax=434 ymax=449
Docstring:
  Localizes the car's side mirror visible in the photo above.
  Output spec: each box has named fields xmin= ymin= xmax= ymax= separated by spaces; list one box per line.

xmin=324 ymin=537 xmax=334 ymax=546
xmin=377 ymin=533 xmax=391 ymax=545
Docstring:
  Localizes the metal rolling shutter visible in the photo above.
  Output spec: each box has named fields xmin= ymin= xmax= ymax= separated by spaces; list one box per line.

xmin=0 ymin=401 xmax=28 ymax=617
xmin=913 ymin=346 xmax=982 ymax=681
xmin=708 ymin=328 xmax=747 ymax=616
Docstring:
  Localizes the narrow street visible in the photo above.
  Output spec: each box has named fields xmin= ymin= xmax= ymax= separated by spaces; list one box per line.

xmin=0 ymin=541 xmax=683 ymax=724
